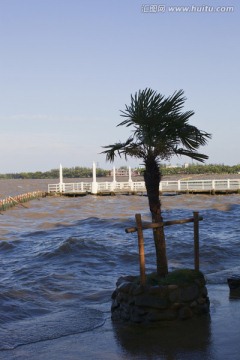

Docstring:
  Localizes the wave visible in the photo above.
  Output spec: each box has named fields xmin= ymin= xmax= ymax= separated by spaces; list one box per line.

xmin=1 ymin=198 xmax=240 ymax=348
xmin=41 ymin=236 xmax=112 ymax=259
xmin=0 ymin=241 xmax=15 ymax=251
xmin=21 ymin=216 xmax=132 ymax=239
xmin=0 ymin=307 xmax=105 ymax=350
xmin=206 ymin=266 xmax=240 ymax=284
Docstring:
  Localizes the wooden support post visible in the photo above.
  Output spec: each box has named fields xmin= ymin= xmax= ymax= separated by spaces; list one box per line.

xmin=135 ymin=213 xmax=146 ymax=285
xmin=9 ymin=196 xmax=28 ymax=209
xmin=193 ymin=211 xmax=200 ymax=271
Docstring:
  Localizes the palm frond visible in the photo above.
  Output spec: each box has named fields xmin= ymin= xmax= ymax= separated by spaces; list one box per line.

xmin=102 ymin=87 xmax=211 ymax=165
xmin=101 ymin=137 xmax=144 ymax=162
xmin=174 ymin=148 xmax=209 ymax=163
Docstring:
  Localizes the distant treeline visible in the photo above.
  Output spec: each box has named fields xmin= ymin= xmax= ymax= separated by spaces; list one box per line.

xmin=0 ymin=167 xmax=110 ymax=179
xmin=0 ymin=164 xmax=240 ymax=180
xmin=160 ymin=164 xmax=240 ymax=176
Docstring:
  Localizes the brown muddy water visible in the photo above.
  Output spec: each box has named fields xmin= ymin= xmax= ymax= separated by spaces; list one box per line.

xmin=1 ymin=179 xmax=240 ymax=359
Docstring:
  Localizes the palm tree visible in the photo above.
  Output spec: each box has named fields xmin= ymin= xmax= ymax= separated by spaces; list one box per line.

xmin=102 ymin=88 xmax=211 ymax=277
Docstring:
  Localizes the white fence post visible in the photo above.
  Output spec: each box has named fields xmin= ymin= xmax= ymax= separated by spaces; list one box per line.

xmin=128 ymin=166 xmax=134 ymax=190
xmin=178 ymin=180 xmax=181 ymax=191
xmin=227 ymin=179 xmax=230 ymax=189
xmin=59 ymin=164 xmax=63 ymax=193
xmin=128 ymin=166 xmax=132 ymax=182
xmin=111 ymin=166 xmax=117 ymax=191
xmin=113 ymin=166 xmax=116 ymax=183
xmin=159 ymin=181 xmax=162 ymax=192
xmin=92 ymin=162 xmax=98 ymax=194
xmin=212 ymin=180 xmax=215 ymax=191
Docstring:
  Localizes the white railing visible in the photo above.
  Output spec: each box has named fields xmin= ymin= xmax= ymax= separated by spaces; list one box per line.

xmin=62 ymin=182 xmax=91 ymax=193
xmin=48 ymin=183 xmax=61 ymax=193
xmin=48 ymin=179 xmax=240 ymax=194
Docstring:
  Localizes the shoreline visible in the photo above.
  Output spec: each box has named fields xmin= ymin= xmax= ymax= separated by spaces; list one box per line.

xmin=2 ymin=284 xmax=240 ymax=360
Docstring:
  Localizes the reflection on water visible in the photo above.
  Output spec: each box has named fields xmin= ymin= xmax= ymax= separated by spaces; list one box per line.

xmin=113 ymin=316 xmax=212 ymax=360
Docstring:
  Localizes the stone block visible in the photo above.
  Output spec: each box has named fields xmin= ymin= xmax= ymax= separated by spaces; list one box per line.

xmin=197 ymin=297 xmax=206 ymax=305
xmin=168 ymin=284 xmax=179 ymax=290
xmin=179 ymin=284 xmax=199 ymax=302
xmin=132 ymin=284 xmax=145 ymax=296
xmin=111 ymin=290 xmax=117 ymax=300
xmin=117 ymin=281 xmax=134 ymax=293
xmin=171 ymin=302 xmax=182 ymax=310
xmin=193 ymin=302 xmax=210 ymax=315
xmin=116 ymin=292 xmax=128 ymax=303
xmin=127 ymin=296 xmax=135 ymax=305
xmin=130 ymin=306 xmax=147 ymax=322
xmin=111 ymin=299 xmax=120 ymax=310
xmin=148 ymin=285 xmax=168 ymax=297
xmin=120 ymin=304 xmax=130 ymax=321
xmin=169 ymin=289 xmax=180 ymax=303
xmin=227 ymin=277 xmax=240 ymax=290
xmin=200 ymin=286 xmax=208 ymax=297
xmin=178 ymin=306 xmax=193 ymax=320
xmin=135 ymin=294 xmax=169 ymax=309
xmin=194 ymin=277 xmax=206 ymax=287
xmin=190 ymin=300 xmax=198 ymax=308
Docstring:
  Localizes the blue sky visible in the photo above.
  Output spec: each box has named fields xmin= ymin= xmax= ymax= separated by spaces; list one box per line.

xmin=0 ymin=0 xmax=239 ymax=172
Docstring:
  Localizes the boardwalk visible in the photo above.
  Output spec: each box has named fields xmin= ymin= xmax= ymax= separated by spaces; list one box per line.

xmin=48 ymin=178 xmax=240 ymax=195
xmin=47 ymin=165 xmax=240 ymax=195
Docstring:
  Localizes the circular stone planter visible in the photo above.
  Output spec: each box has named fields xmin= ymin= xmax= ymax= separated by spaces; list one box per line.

xmin=111 ymin=269 xmax=210 ymax=323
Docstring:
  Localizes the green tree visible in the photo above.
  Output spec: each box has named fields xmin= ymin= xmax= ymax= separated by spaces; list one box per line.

xmin=102 ymin=88 xmax=211 ymax=277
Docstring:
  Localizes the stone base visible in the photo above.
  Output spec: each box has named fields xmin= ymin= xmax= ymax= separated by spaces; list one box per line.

xmin=111 ymin=270 xmax=210 ymax=323
xmin=228 ymin=276 xmax=240 ymax=298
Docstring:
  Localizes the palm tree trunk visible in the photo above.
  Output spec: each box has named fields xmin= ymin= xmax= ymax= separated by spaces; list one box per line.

xmin=144 ymin=158 xmax=168 ymax=277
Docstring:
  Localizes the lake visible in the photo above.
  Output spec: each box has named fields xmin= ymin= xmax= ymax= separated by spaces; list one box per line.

xmin=1 ymin=179 xmax=240 ymax=359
